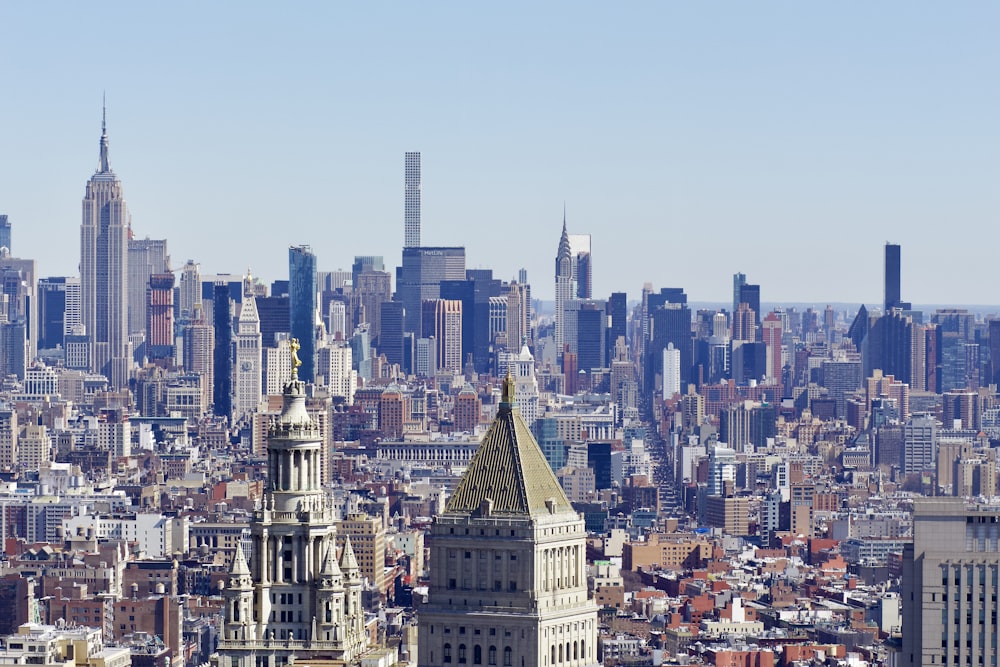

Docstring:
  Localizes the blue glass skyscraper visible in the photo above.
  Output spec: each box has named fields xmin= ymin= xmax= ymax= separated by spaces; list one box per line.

xmin=289 ymin=245 xmax=317 ymax=382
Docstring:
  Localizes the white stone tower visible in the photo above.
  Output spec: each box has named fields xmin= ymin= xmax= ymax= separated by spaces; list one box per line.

xmin=215 ymin=361 xmax=367 ymax=667
xmin=233 ymin=270 xmax=263 ymax=423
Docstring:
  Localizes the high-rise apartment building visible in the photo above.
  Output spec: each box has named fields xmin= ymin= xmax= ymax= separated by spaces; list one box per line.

xmin=663 ymin=343 xmax=681 ymax=400
xmin=902 ymin=498 xmax=1000 ymax=666
xmin=316 ymin=341 xmax=355 ymax=405
xmin=417 ymin=373 xmax=599 ymax=667
xmin=422 ymin=299 xmax=463 ymax=374
xmin=289 ymin=246 xmax=317 ymax=382
xmin=80 ymin=107 xmax=131 ymax=388
xmin=761 ymin=312 xmax=783 ymax=386
xmin=404 ymin=152 xmax=421 ymax=248
xmin=145 ymin=273 xmax=174 ymax=362
xmin=903 ymin=413 xmax=938 ymax=475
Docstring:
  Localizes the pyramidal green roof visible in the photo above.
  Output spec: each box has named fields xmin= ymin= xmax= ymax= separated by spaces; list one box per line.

xmin=446 ymin=374 xmax=574 ymax=517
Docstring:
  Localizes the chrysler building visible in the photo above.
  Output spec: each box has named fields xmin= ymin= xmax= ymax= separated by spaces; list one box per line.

xmin=215 ymin=358 xmax=368 ymax=667
xmin=417 ymin=371 xmax=599 ymax=667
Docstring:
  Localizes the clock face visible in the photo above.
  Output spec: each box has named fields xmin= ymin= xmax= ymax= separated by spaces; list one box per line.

xmin=241 ymin=361 xmax=253 ymax=372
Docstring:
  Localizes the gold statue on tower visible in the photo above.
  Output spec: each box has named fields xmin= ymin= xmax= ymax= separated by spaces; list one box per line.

xmin=290 ymin=338 xmax=302 ymax=380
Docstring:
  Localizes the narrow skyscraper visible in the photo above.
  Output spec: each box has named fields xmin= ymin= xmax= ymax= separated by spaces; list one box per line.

xmin=0 ymin=215 xmax=10 ymax=253
xmin=233 ymin=271 xmax=263 ymax=423
xmin=80 ymin=103 xmax=131 ymax=388
xmin=289 ymin=246 xmax=317 ymax=382
xmin=884 ymin=242 xmax=904 ymax=310
xmin=404 ymin=151 xmax=421 ymax=248
xmin=554 ymin=214 xmax=574 ymax=358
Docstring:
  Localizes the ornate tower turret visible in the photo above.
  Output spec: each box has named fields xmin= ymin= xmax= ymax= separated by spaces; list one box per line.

xmin=214 ymin=347 xmax=369 ymax=667
xmin=222 ymin=543 xmax=255 ymax=641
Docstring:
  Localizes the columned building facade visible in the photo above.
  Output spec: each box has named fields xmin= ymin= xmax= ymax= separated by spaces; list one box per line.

xmin=418 ymin=373 xmax=599 ymax=667
xmin=215 ymin=373 xmax=368 ymax=667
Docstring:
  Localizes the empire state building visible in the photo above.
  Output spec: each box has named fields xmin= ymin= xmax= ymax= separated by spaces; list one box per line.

xmin=80 ymin=106 xmax=130 ymax=388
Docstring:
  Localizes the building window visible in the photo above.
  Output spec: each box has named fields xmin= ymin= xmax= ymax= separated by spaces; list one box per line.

xmin=444 ymin=644 xmax=452 ymax=663
xmin=459 ymin=644 xmax=467 ymax=664
xmin=504 ymin=647 xmax=512 ymax=667
xmin=489 ymin=646 xmax=497 ymax=666
xmin=474 ymin=645 xmax=482 ymax=665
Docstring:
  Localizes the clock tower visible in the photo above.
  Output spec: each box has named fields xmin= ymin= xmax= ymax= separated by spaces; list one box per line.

xmin=234 ymin=270 xmax=263 ymax=423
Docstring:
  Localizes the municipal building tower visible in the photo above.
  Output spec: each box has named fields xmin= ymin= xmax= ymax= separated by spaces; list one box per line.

xmin=215 ymin=356 xmax=367 ymax=667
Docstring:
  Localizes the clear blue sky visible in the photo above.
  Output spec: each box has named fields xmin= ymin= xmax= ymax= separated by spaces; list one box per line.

xmin=1 ymin=3 xmax=997 ymax=305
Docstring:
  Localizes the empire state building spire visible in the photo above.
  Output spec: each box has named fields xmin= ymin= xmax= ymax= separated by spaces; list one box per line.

xmin=99 ymin=95 xmax=111 ymax=173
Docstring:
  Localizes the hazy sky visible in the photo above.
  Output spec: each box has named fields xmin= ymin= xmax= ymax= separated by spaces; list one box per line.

xmin=1 ymin=3 xmax=997 ymax=305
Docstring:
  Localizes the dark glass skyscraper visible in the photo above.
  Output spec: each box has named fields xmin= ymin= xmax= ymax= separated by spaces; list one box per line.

xmin=0 ymin=215 xmax=10 ymax=253
xmin=884 ymin=242 xmax=901 ymax=311
xmin=213 ymin=284 xmax=233 ymax=419
xmin=289 ymin=245 xmax=317 ymax=382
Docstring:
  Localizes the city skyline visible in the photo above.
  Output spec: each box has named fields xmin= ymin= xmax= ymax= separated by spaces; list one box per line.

xmin=2 ymin=3 xmax=999 ymax=304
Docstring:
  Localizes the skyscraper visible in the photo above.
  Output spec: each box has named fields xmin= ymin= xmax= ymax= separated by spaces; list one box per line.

xmin=145 ymin=273 xmax=175 ymax=362
xmin=233 ymin=272 xmax=262 ymax=423
xmin=81 ymin=106 xmax=131 ymax=388
xmin=417 ymin=373 xmax=599 ymax=667
xmin=554 ymin=217 xmax=574 ymax=357
xmin=0 ymin=215 xmax=10 ymax=253
xmin=397 ymin=246 xmax=466 ymax=336
xmin=213 ymin=285 xmax=233 ymax=419
xmin=127 ymin=238 xmax=169 ymax=339
xmin=884 ymin=242 xmax=901 ymax=311
xmin=289 ymin=246 xmax=317 ymax=382
xmin=732 ymin=272 xmax=746 ymax=316
xmin=568 ymin=232 xmax=592 ymax=299
xmin=178 ymin=260 xmax=201 ymax=324
xmin=404 ymin=151 xmax=421 ymax=248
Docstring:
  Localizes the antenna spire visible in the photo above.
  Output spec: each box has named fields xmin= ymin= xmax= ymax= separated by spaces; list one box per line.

xmin=98 ymin=93 xmax=111 ymax=173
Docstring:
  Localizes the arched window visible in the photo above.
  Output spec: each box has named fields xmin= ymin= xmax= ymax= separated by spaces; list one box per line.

xmin=474 ymin=645 xmax=482 ymax=665
xmin=489 ymin=646 xmax=497 ymax=666
xmin=573 ymin=642 xmax=578 ymax=660
xmin=551 ymin=646 xmax=556 ymax=665
xmin=459 ymin=644 xmax=467 ymax=664
xmin=580 ymin=640 xmax=585 ymax=659
xmin=565 ymin=643 xmax=570 ymax=663
xmin=444 ymin=643 xmax=452 ymax=663
xmin=558 ymin=645 xmax=563 ymax=662
xmin=503 ymin=647 xmax=512 ymax=667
